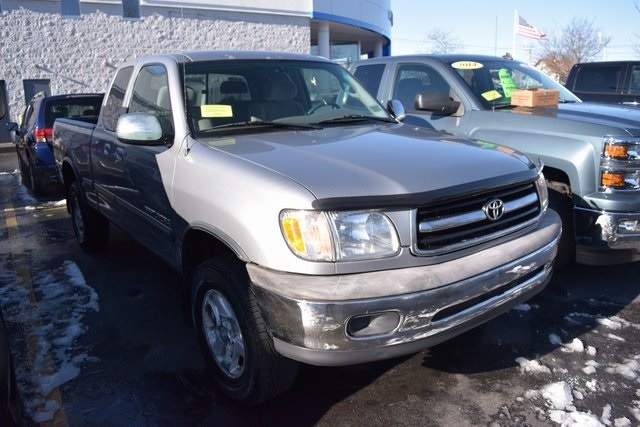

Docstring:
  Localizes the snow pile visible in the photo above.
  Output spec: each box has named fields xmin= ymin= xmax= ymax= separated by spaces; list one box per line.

xmin=549 ymin=334 xmax=585 ymax=353
xmin=606 ymin=356 xmax=640 ymax=381
xmin=514 ymin=310 xmax=640 ymax=426
xmin=0 ymin=260 xmax=99 ymax=423
xmin=515 ymin=357 xmax=551 ymax=374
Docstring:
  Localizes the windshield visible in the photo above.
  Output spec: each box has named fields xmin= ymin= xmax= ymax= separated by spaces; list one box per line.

xmin=449 ymin=59 xmax=580 ymax=108
xmin=183 ymin=59 xmax=391 ymax=137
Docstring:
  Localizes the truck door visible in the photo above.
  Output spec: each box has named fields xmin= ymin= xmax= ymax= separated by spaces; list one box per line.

xmin=623 ymin=64 xmax=640 ymax=106
xmin=94 ymin=64 xmax=176 ymax=263
xmin=571 ymin=63 xmax=625 ymax=104
xmin=390 ymin=62 xmax=462 ymax=130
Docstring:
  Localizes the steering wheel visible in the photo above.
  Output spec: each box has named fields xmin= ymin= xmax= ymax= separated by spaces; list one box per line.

xmin=307 ymin=101 xmax=341 ymax=115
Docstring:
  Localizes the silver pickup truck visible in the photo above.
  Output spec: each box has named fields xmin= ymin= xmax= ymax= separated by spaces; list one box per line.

xmin=351 ymin=54 xmax=640 ymax=266
xmin=53 ymin=51 xmax=560 ymax=403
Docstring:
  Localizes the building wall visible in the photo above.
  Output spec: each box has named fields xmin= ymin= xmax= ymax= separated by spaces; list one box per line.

xmin=313 ymin=0 xmax=391 ymax=39
xmin=0 ymin=0 xmax=311 ymax=121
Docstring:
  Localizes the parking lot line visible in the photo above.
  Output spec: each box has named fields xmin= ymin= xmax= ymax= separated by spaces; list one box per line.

xmin=2 ymin=187 xmax=69 ymax=427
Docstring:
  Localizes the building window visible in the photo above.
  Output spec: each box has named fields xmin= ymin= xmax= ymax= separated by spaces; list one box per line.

xmin=60 ymin=0 xmax=80 ymax=17
xmin=123 ymin=0 xmax=140 ymax=19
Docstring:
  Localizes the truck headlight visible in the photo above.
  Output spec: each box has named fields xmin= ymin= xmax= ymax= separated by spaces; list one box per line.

xmin=535 ymin=172 xmax=549 ymax=211
xmin=600 ymin=137 xmax=640 ymax=190
xmin=280 ymin=209 xmax=400 ymax=262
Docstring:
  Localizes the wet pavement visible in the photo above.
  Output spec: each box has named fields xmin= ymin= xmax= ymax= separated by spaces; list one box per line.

xmin=1 ymin=149 xmax=640 ymax=426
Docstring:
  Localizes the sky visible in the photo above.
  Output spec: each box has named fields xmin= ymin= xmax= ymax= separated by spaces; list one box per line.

xmin=390 ymin=0 xmax=640 ymax=62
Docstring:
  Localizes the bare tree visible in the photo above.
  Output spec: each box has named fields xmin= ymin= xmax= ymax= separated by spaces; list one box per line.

xmin=426 ymin=28 xmax=464 ymax=54
xmin=536 ymin=17 xmax=610 ymax=83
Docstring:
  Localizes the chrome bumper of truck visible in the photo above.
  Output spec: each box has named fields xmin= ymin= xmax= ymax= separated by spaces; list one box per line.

xmin=248 ymin=211 xmax=561 ymax=366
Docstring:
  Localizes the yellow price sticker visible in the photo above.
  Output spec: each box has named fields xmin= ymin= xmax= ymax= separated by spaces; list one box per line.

xmin=201 ymin=104 xmax=233 ymax=118
xmin=451 ymin=61 xmax=483 ymax=70
xmin=481 ymin=90 xmax=503 ymax=101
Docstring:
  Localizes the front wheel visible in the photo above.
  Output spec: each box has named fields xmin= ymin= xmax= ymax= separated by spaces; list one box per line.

xmin=192 ymin=257 xmax=298 ymax=404
xmin=548 ymin=189 xmax=575 ymax=268
xmin=68 ymin=181 xmax=110 ymax=252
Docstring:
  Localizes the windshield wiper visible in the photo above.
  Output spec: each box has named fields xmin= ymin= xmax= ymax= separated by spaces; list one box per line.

xmin=491 ymin=104 xmax=518 ymax=110
xmin=318 ymin=115 xmax=397 ymax=124
xmin=203 ymin=120 xmax=321 ymax=132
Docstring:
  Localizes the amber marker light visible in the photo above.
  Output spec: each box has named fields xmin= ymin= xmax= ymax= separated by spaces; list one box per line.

xmin=601 ymin=172 xmax=626 ymax=188
xmin=282 ymin=217 xmax=306 ymax=254
xmin=604 ymin=144 xmax=628 ymax=159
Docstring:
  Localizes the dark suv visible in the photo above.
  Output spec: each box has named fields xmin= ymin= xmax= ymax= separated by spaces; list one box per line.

xmin=564 ymin=61 xmax=640 ymax=106
xmin=6 ymin=92 xmax=103 ymax=195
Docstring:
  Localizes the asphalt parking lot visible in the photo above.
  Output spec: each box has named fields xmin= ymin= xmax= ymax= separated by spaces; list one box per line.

xmin=1 ymin=147 xmax=639 ymax=427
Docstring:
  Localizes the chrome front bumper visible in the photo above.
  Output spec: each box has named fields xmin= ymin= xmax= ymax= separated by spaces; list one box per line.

xmin=575 ymin=207 xmax=640 ymax=265
xmin=248 ymin=210 xmax=561 ymax=366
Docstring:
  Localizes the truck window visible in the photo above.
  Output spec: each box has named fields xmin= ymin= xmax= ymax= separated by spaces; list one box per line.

xmin=629 ymin=66 xmax=640 ymax=93
xmin=103 ymin=66 xmax=133 ymax=131
xmin=128 ymin=64 xmax=174 ymax=136
xmin=574 ymin=65 xmax=623 ymax=93
xmin=353 ymin=64 xmax=385 ymax=96
xmin=393 ymin=64 xmax=451 ymax=111
xmin=301 ymin=68 xmax=341 ymax=107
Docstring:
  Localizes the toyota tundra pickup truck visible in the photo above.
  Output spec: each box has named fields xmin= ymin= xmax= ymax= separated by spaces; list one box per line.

xmin=351 ymin=54 xmax=640 ymax=266
xmin=53 ymin=51 xmax=560 ymax=404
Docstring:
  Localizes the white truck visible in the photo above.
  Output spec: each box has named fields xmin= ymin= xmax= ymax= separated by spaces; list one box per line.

xmin=53 ymin=51 xmax=561 ymax=403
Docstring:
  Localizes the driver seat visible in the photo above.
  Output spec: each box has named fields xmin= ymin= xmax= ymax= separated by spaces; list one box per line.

xmin=249 ymin=78 xmax=305 ymax=121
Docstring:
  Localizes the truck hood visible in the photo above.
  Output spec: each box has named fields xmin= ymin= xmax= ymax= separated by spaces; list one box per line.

xmin=207 ymin=124 xmax=535 ymax=202
xmin=509 ymin=102 xmax=640 ymax=137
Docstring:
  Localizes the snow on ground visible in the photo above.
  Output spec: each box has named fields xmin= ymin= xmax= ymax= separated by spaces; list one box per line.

xmin=2 ymin=167 xmax=640 ymax=425
xmin=512 ymin=304 xmax=640 ymax=427
xmin=0 ymin=259 xmax=98 ymax=422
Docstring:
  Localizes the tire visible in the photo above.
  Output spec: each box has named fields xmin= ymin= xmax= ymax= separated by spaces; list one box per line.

xmin=548 ymin=189 xmax=575 ymax=269
xmin=192 ymin=257 xmax=298 ymax=404
xmin=68 ymin=181 xmax=110 ymax=252
xmin=15 ymin=150 xmax=29 ymax=188
xmin=28 ymin=158 xmax=43 ymax=196
xmin=6 ymin=360 xmax=24 ymax=427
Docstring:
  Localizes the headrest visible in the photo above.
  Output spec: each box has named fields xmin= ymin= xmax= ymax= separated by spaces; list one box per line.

xmin=264 ymin=79 xmax=297 ymax=102
xmin=157 ymin=86 xmax=170 ymax=110
xmin=220 ymin=80 xmax=248 ymax=94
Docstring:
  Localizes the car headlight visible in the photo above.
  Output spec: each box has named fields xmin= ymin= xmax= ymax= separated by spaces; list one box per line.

xmin=535 ymin=171 xmax=549 ymax=211
xmin=280 ymin=209 xmax=400 ymax=262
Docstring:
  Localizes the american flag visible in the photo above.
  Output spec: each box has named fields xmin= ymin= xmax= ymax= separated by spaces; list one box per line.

xmin=516 ymin=15 xmax=545 ymax=40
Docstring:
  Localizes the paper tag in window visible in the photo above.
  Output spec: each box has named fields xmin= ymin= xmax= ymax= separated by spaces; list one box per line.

xmin=481 ymin=90 xmax=502 ymax=101
xmin=201 ymin=104 xmax=233 ymax=118
xmin=451 ymin=61 xmax=483 ymax=70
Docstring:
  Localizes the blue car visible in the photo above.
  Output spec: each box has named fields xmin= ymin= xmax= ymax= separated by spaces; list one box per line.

xmin=6 ymin=92 xmax=103 ymax=195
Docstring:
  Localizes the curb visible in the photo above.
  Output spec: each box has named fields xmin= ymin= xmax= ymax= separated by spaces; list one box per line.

xmin=0 ymin=142 xmax=15 ymax=154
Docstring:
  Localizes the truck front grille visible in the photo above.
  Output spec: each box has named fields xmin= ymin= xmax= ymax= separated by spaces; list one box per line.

xmin=414 ymin=182 xmax=541 ymax=255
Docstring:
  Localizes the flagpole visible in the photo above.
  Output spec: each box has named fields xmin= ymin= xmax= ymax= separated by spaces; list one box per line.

xmin=512 ymin=10 xmax=517 ymax=59
xmin=494 ymin=15 xmax=498 ymax=56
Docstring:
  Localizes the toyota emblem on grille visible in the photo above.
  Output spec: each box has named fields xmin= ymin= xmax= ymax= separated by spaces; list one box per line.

xmin=483 ymin=199 xmax=505 ymax=221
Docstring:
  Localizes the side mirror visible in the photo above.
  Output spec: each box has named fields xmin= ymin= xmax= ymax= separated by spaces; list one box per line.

xmin=386 ymin=99 xmax=406 ymax=121
xmin=415 ymin=93 xmax=460 ymax=116
xmin=116 ymin=113 xmax=164 ymax=145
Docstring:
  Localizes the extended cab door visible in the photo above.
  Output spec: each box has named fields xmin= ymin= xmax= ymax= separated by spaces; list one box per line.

xmin=92 ymin=63 xmax=177 ymax=264
xmin=568 ymin=63 xmax=629 ymax=104
xmin=623 ymin=64 xmax=640 ymax=106
xmin=354 ymin=60 xmax=464 ymax=130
